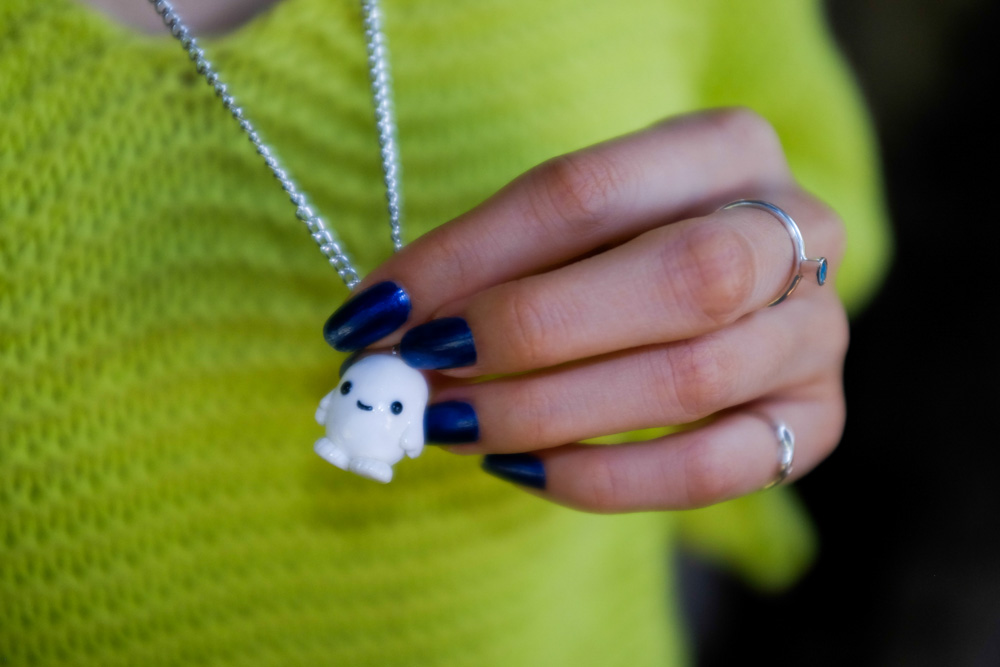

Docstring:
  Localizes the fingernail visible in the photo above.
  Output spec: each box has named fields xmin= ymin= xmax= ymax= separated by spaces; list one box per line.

xmin=400 ymin=317 xmax=476 ymax=369
xmin=481 ymin=454 xmax=546 ymax=490
xmin=425 ymin=401 xmax=480 ymax=444
xmin=323 ymin=281 xmax=411 ymax=351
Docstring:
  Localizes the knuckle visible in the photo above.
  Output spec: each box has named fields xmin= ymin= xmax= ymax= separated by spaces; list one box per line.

xmin=667 ymin=335 xmax=738 ymax=421
xmin=530 ymin=151 xmax=631 ymax=236
xmin=495 ymin=283 xmax=553 ymax=369
xmin=512 ymin=380 xmax=562 ymax=447
xmin=682 ymin=438 xmax=737 ymax=508
xmin=432 ymin=227 xmax=495 ymax=290
xmin=573 ymin=450 xmax=628 ymax=514
xmin=708 ymin=107 xmax=785 ymax=166
xmin=638 ymin=351 xmax=681 ymax=421
xmin=788 ymin=193 xmax=849 ymax=269
xmin=675 ymin=222 xmax=757 ymax=326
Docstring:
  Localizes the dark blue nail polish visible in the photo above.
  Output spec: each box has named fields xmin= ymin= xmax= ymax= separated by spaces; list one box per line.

xmin=481 ymin=454 xmax=546 ymax=490
xmin=425 ymin=401 xmax=480 ymax=444
xmin=400 ymin=317 xmax=476 ymax=369
xmin=323 ymin=281 xmax=410 ymax=351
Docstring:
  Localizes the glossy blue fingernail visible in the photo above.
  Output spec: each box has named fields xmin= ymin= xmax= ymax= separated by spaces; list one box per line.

xmin=481 ymin=454 xmax=546 ymax=490
xmin=323 ymin=281 xmax=410 ymax=351
xmin=400 ymin=317 xmax=476 ymax=369
xmin=425 ymin=401 xmax=480 ymax=444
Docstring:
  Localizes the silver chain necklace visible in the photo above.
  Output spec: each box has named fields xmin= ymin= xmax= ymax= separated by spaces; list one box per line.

xmin=149 ymin=0 xmax=430 ymax=484
xmin=147 ymin=0 xmax=403 ymax=290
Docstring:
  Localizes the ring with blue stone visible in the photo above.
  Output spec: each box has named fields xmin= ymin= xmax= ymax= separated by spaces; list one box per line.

xmin=721 ymin=199 xmax=828 ymax=307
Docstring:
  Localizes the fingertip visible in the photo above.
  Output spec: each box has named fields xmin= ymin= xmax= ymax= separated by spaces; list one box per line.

xmin=481 ymin=453 xmax=547 ymax=490
xmin=323 ymin=281 xmax=411 ymax=351
xmin=424 ymin=400 xmax=480 ymax=444
xmin=400 ymin=317 xmax=477 ymax=370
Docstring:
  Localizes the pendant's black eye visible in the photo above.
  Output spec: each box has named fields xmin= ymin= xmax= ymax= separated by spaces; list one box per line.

xmin=391 ymin=401 xmax=403 ymax=415
xmin=340 ymin=381 xmax=352 ymax=396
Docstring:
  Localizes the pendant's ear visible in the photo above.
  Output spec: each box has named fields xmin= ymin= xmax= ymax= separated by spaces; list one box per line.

xmin=315 ymin=390 xmax=335 ymax=425
xmin=400 ymin=418 xmax=425 ymax=459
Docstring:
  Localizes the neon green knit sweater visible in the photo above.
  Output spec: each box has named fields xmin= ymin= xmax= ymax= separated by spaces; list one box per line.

xmin=1 ymin=0 xmax=889 ymax=664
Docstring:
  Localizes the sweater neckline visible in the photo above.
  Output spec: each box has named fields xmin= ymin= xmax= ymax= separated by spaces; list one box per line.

xmin=61 ymin=0 xmax=296 ymax=47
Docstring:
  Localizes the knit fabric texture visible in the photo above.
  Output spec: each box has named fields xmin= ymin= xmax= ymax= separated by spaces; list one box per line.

xmin=1 ymin=0 xmax=890 ymax=665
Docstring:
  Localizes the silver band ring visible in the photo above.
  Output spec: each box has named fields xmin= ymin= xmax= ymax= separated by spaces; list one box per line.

xmin=750 ymin=414 xmax=795 ymax=490
xmin=722 ymin=199 xmax=828 ymax=306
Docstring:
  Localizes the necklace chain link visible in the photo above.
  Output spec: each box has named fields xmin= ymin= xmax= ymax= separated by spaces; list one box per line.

xmin=148 ymin=0 xmax=406 ymax=290
xmin=361 ymin=1 xmax=404 ymax=253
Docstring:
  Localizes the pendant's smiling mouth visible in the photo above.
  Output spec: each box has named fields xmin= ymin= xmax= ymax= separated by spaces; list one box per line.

xmin=356 ymin=400 xmax=373 ymax=411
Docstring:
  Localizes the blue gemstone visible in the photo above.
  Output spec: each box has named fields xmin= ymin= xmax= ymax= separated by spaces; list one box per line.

xmin=817 ymin=259 xmax=828 ymax=285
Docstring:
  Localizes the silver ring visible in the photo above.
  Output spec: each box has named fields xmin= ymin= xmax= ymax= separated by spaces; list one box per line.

xmin=722 ymin=199 xmax=827 ymax=306
xmin=753 ymin=415 xmax=794 ymax=490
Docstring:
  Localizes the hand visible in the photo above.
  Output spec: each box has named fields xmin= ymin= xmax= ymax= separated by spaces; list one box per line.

xmin=324 ymin=108 xmax=848 ymax=513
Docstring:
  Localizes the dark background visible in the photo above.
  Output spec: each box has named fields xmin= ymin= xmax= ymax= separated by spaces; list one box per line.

xmin=702 ymin=1 xmax=1000 ymax=665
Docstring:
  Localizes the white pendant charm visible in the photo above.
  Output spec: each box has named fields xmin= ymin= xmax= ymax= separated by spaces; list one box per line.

xmin=314 ymin=354 xmax=429 ymax=483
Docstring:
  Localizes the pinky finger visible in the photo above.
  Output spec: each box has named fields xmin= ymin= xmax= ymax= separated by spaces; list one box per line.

xmin=481 ymin=390 xmax=844 ymax=513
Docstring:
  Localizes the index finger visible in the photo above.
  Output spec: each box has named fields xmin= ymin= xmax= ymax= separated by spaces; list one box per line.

xmin=326 ymin=109 xmax=792 ymax=351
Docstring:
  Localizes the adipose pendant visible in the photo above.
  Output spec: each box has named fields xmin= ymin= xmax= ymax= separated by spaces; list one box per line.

xmin=314 ymin=353 xmax=429 ymax=483
xmin=146 ymin=0 xmax=419 ymax=483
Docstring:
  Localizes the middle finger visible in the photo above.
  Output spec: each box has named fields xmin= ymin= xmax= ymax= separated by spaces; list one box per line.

xmin=414 ymin=192 xmax=838 ymax=377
